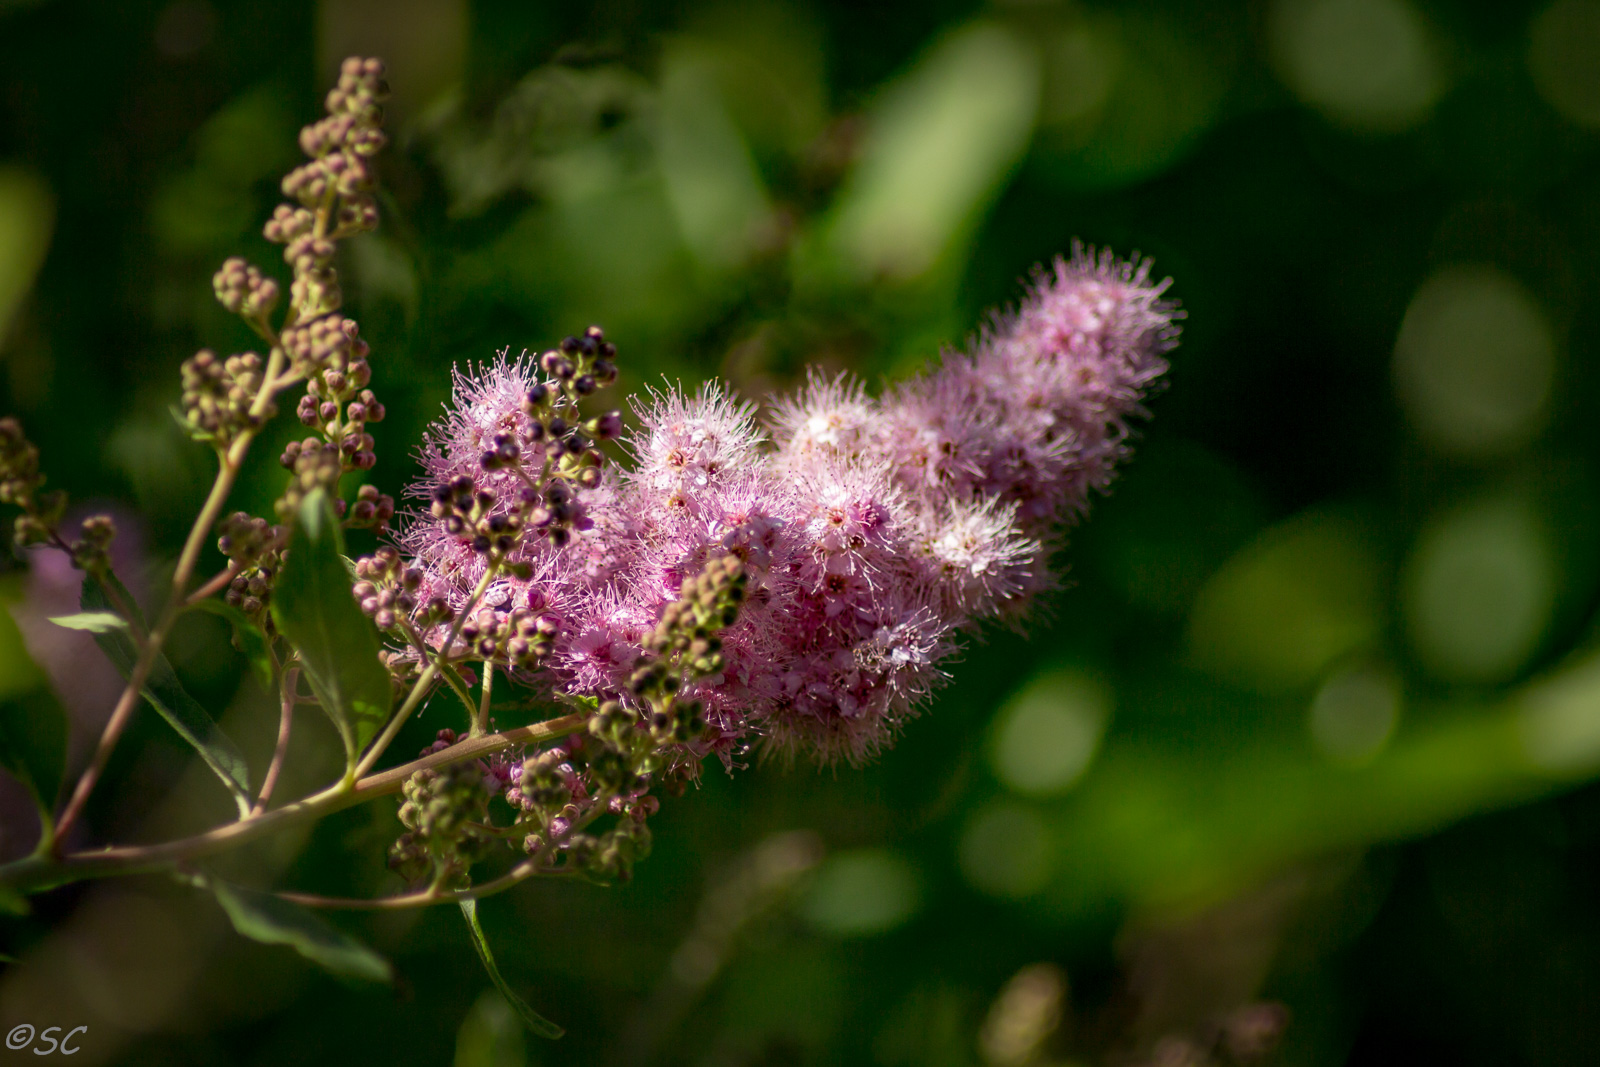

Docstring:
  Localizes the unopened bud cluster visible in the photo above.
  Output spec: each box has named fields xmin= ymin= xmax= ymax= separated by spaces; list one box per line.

xmin=389 ymin=729 xmax=496 ymax=888
xmin=287 ymin=316 xmax=384 ymax=476
xmin=377 ymin=329 xmax=626 ymax=671
xmin=522 ymin=326 xmax=621 ymax=435
xmin=269 ymin=57 xmax=388 ymax=319
xmin=0 ymin=421 xmax=118 ymax=571
xmin=506 ymin=730 xmax=657 ymax=885
xmin=352 ymin=546 xmax=421 ymax=631
xmin=629 ymin=555 xmax=746 ymax=743
xmin=275 ymin=439 xmax=344 ymax=521
xmin=470 ymin=558 xmax=748 ymax=885
xmin=217 ymin=512 xmax=285 ymax=627
xmin=456 ymin=603 xmax=557 ymax=673
xmin=347 ymin=483 xmax=394 ymax=531
xmin=180 ymin=350 xmax=271 ymax=446
xmin=0 ymin=418 xmax=63 ymax=548
xmin=212 ymin=257 xmax=280 ymax=328
xmin=68 ymin=514 xmax=117 ymax=575
xmin=429 ymin=474 xmax=547 ymax=560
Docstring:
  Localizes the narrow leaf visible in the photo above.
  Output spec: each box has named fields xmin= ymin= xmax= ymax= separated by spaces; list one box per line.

xmin=0 ymin=889 xmax=27 ymax=918
xmin=82 ymin=576 xmax=253 ymax=816
xmin=187 ymin=598 xmax=274 ymax=690
xmin=0 ymin=691 xmax=65 ymax=825
xmin=208 ymin=879 xmax=393 ymax=984
xmin=460 ymin=899 xmax=565 ymax=1039
xmin=270 ymin=489 xmax=392 ymax=766
xmin=47 ymin=611 xmax=129 ymax=634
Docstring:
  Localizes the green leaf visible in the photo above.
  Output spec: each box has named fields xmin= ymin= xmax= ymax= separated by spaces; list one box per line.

xmin=82 ymin=575 xmax=253 ymax=816
xmin=46 ymin=611 xmax=129 ymax=634
xmin=0 ymin=890 xmax=27 ymax=918
xmin=270 ymin=489 xmax=393 ymax=767
xmin=0 ymin=689 xmax=67 ymax=831
xmin=460 ymin=900 xmax=565 ymax=1039
xmin=208 ymin=878 xmax=392 ymax=984
xmin=186 ymin=598 xmax=274 ymax=690
xmin=0 ymin=575 xmax=48 ymax=704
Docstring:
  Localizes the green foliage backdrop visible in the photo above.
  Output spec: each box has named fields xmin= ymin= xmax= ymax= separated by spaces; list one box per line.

xmin=4 ymin=0 xmax=1600 ymax=1064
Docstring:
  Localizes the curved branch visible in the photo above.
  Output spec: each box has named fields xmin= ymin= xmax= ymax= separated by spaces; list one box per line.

xmin=0 ymin=711 xmax=585 ymax=895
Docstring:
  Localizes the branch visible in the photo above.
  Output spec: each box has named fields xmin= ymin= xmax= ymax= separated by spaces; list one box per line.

xmin=252 ymin=667 xmax=298 ymax=815
xmin=184 ymin=563 xmax=241 ymax=607
xmin=274 ymin=859 xmax=577 ymax=911
xmin=353 ymin=563 xmax=501 ymax=779
xmin=0 ymin=711 xmax=585 ymax=895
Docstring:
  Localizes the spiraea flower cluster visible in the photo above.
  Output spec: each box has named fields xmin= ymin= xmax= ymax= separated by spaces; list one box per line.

xmin=377 ymin=245 xmax=1177 ymax=769
xmin=0 ymin=55 xmax=1187 ymax=1027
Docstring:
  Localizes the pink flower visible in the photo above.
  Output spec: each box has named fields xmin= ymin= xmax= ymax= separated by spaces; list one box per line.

xmin=392 ymin=246 xmax=1177 ymax=765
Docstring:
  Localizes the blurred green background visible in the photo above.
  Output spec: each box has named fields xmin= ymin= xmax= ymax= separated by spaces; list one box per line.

xmin=5 ymin=0 xmax=1600 ymax=1063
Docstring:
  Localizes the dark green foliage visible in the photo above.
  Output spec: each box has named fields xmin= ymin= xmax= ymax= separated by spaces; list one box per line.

xmin=206 ymin=876 xmax=393 ymax=984
xmin=3 ymin=2 xmax=1600 ymax=1064
xmin=270 ymin=488 xmax=392 ymax=767
xmin=186 ymin=597 xmax=274 ymax=690
xmin=81 ymin=573 xmax=253 ymax=815
xmin=0 ymin=688 xmax=64 ymax=837
xmin=460 ymin=899 xmax=565 ymax=1040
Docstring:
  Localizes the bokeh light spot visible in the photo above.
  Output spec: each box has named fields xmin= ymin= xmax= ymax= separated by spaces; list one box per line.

xmin=1033 ymin=11 xmax=1228 ymax=191
xmin=1269 ymin=0 xmax=1443 ymax=132
xmin=1403 ymin=498 xmax=1556 ymax=684
xmin=821 ymin=22 xmax=1039 ymax=281
xmin=1040 ymin=24 xmax=1116 ymax=128
xmin=958 ymin=801 xmax=1053 ymax=899
xmin=1529 ymin=0 xmax=1600 ymax=127
xmin=1187 ymin=514 xmax=1381 ymax=692
xmin=799 ymin=849 xmax=922 ymax=937
xmin=1392 ymin=264 xmax=1555 ymax=458
xmin=1519 ymin=651 xmax=1600 ymax=773
xmin=452 ymin=989 xmax=526 ymax=1067
xmin=1309 ymin=665 xmax=1400 ymax=763
xmin=989 ymin=670 xmax=1110 ymax=796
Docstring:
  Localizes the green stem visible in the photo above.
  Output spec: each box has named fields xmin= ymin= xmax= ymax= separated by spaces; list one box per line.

xmin=252 ymin=666 xmax=298 ymax=816
xmin=279 ymin=788 xmax=614 ymax=911
xmin=183 ymin=562 xmax=241 ymax=607
xmin=475 ymin=662 xmax=494 ymax=737
xmin=354 ymin=564 xmax=500 ymax=779
xmin=275 ymin=856 xmax=573 ymax=911
xmin=53 ymin=432 xmax=258 ymax=849
xmin=397 ymin=619 xmax=476 ymax=721
xmin=51 ymin=332 xmax=301 ymax=851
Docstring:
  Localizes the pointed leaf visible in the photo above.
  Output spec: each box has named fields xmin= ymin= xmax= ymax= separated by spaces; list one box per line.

xmin=0 ymin=889 xmax=28 ymax=918
xmin=460 ymin=899 xmax=565 ymax=1039
xmin=0 ymin=691 xmax=64 ymax=836
xmin=187 ymin=598 xmax=274 ymax=690
xmin=82 ymin=575 xmax=252 ymax=816
xmin=0 ymin=580 xmax=61 ymax=835
xmin=47 ymin=611 xmax=129 ymax=634
xmin=208 ymin=879 xmax=392 ymax=984
xmin=270 ymin=489 xmax=392 ymax=765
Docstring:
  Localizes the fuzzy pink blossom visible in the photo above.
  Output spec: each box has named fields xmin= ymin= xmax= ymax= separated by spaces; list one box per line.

xmin=392 ymin=246 xmax=1177 ymax=765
